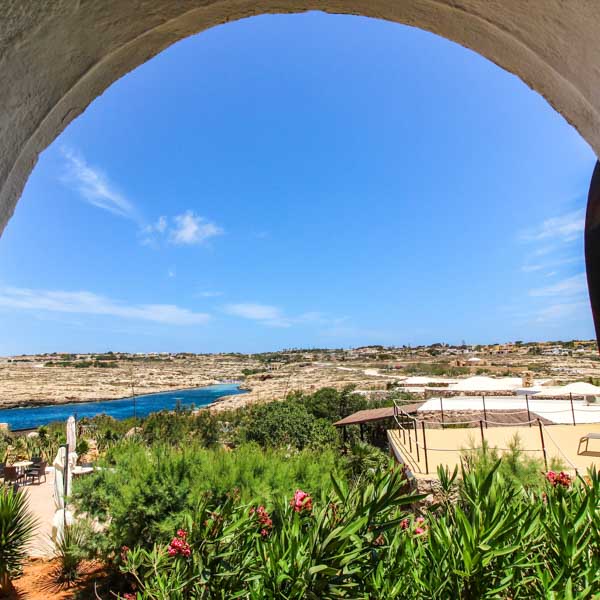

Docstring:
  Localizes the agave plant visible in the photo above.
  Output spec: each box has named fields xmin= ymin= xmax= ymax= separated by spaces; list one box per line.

xmin=0 ymin=487 xmax=38 ymax=594
xmin=53 ymin=521 xmax=90 ymax=584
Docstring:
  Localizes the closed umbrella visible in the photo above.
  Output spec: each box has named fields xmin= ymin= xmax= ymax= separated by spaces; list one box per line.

xmin=51 ymin=445 xmax=73 ymax=542
xmin=66 ymin=414 xmax=78 ymax=478
xmin=66 ymin=415 xmax=76 ymax=453
xmin=51 ymin=416 xmax=78 ymax=542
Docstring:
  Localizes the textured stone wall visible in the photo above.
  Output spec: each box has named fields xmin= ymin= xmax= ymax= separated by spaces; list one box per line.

xmin=1 ymin=0 xmax=600 ymax=236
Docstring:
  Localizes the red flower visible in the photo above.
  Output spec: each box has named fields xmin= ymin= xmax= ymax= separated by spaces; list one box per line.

xmin=290 ymin=489 xmax=312 ymax=513
xmin=168 ymin=530 xmax=192 ymax=557
xmin=251 ymin=505 xmax=273 ymax=537
xmin=546 ymin=470 xmax=572 ymax=488
xmin=400 ymin=519 xmax=409 ymax=530
xmin=123 ymin=594 xmax=136 ymax=600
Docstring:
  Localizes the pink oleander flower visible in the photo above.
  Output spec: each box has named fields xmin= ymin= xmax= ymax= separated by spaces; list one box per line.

xmin=290 ymin=489 xmax=312 ymax=513
xmin=546 ymin=470 xmax=572 ymax=488
xmin=120 ymin=545 xmax=130 ymax=561
xmin=123 ymin=594 xmax=136 ymax=600
xmin=400 ymin=516 xmax=427 ymax=536
xmin=168 ymin=530 xmax=192 ymax=558
xmin=251 ymin=505 xmax=273 ymax=537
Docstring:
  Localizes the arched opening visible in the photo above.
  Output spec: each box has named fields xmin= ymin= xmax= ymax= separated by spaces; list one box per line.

xmin=1 ymin=2 xmax=599 ymax=345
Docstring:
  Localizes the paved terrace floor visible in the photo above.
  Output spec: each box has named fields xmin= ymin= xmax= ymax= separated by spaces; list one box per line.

xmin=388 ymin=423 xmax=600 ymax=477
xmin=23 ymin=468 xmax=56 ymax=558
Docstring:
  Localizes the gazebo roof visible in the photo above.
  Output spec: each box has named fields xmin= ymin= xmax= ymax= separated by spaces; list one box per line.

xmin=333 ymin=403 xmax=423 ymax=427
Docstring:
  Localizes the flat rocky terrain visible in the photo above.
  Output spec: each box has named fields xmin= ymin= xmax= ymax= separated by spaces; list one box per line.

xmin=0 ymin=343 xmax=599 ymax=412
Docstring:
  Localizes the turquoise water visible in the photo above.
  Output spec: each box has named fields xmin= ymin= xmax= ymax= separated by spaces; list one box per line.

xmin=0 ymin=384 xmax=245 ymax=431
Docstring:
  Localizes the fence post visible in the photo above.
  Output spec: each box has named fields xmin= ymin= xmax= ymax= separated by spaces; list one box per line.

xmin=421 ymin=421 xmax=429 ymax=474
xmin=414 ymin=419 xmax=420 ymax=463
xmin=479 ymin=420 xmax=485 ymax=452
xmin=537 ymin=419 xmax=548 ymax=471
xmin=482 ymin=394 xmax=488 ymax=428
xmin=570 ymin=392 xmax=576 ymax=426
xmin=440 ymin=396 xmax=445 ymax=429
xmin=525 ymin=394 xmax=531 ymax=427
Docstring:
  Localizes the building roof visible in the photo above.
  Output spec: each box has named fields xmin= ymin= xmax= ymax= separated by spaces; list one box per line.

xmin=333 ymin=403 xmax=423 ymax=427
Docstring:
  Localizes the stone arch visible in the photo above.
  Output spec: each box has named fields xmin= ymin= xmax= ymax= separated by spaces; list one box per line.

xmin=2 ymin=1 xmax=600 ymax=341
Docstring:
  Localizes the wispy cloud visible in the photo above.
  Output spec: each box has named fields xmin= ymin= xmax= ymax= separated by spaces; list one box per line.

xmin=197 ymin=291 xmax=223 ymax=298
xmin=62 ymin=148 xmax=223 ymax=248
xmin=143 ymin=216 xmax=167 ymax=236
xmin=529 ymin=273 xmax=587 ymax=298
xmin=224 ymin=303 xmax=288 ymax=327
xmin=61 ymin=147 xmax=139 ymax=222
xmin=519 ymin=208 xmax=584 ymax=276
xmin=535 ymin=301 xmax=588 ymax=323
xmin=169 ymin=211 xmax=223 ymax=246
xmin=142 ymin=212 xmax=224 ymax=247
xmin=223 ymin=303 xmax=329 ymax=328
xmin=521 ymin=256 xmax=580 ymax=273
xmin=0 ymin=286 xmax=210 ymax=325
xmin=520 ymin=209 xmax=584 ymax=244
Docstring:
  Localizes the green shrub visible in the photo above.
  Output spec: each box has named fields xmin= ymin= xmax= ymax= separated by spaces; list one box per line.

xmin=243 ymin=401 xmax=338 ymax=449
xmin=119 ymin=466 xmax=416 ymax=599
xmin=461 ymin=434 xmax=564 ymax=490
xmin=72 ymin=442 xmax=342 ymax=554
xmin=116 ymin=462 xmax=600 ymax=599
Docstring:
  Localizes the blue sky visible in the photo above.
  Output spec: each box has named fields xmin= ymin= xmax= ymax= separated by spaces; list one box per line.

xmin=0 ymin=12 xmax=595 ymax=354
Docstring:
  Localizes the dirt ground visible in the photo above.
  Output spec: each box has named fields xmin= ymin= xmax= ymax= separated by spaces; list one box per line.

xmin=8 ymin=559 xmax=107 ymax=600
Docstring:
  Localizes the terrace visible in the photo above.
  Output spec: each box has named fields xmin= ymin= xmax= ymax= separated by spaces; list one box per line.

xmin=389 ymin=398 xmax=600 ymax=476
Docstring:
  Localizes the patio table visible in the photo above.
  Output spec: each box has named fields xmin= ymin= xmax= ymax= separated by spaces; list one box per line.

xmin=12 ymin=460 xmax=33 ymax=472
xmin=72 ymin=466 xmax=94 ymax=476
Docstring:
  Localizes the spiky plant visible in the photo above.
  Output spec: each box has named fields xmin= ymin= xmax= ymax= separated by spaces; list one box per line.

xmin=0 ymin=487 xmax=37 ymax=595
xmin=53 ymin=522 xmax=90 ymax=584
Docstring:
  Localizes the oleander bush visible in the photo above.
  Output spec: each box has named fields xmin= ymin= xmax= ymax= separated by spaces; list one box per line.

xmin=112 ymin=461 xmax=600 ymax=599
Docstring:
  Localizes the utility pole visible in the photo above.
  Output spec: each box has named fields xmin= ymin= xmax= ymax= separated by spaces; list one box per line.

xmin=129 ymin=364 xmax=137 ymax=422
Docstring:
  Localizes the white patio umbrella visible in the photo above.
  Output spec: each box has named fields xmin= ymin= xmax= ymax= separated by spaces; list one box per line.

xmin=52 ymin=446 xmax=73 ymax=542
xmin=51 ymin=417 xmax=78 ymax=542
xmin=66 ymin=415 xmax=79 ymax=476
xmin=66 ymin=415 xmax=76 ymax=453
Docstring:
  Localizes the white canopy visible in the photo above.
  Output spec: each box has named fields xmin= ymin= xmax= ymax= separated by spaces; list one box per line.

xmin=528 ymin=382 xmax=600 ymax=397
xmin=449 ymin=376 xmax=523 ymax=392
xmin=403 ymin=376 xmax=458 ymax=385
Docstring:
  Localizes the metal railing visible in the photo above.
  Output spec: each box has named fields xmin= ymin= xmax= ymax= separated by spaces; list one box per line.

xmin=390 ymin=398 xmax=580 ymax=474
